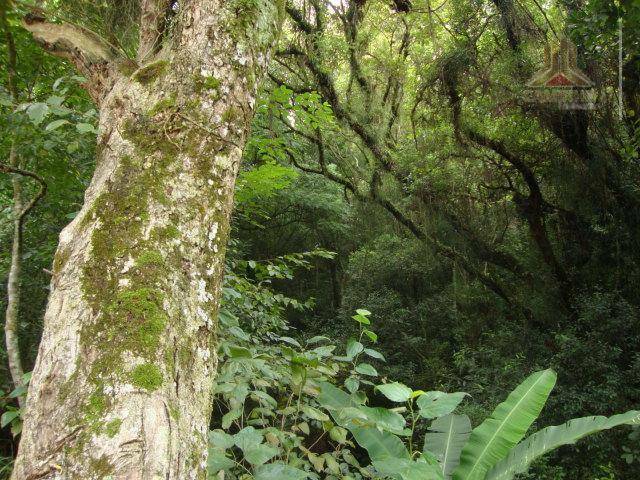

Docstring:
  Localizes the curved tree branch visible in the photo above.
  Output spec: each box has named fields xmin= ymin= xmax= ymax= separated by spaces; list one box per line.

xmin=22 ymin=13 xmax=126 ymax=103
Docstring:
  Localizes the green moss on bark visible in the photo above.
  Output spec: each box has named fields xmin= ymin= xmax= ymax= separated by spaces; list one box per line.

xmin=105 ymin=418 xmax=122 ymax=438
xmin=69 ymin=74 xmax=234 ymax=466
xmin=89 ymin=455 xmax=115 ymax=476
xmin=76 ymin=123 xmax=178 ymax=422
xmin=133 ymin=60 xmax=169 ymax=85
xmin=148 ymin=94 xmax=177 ymax=116
xmin=130 ymin=363 xmax=163 ymax=391
xmin=194 ymin=74 xmax=222 ymax=99
xmin=117 ymin=59 xmax=139 ymax=77
xmin=107 ymin=288 xmax=168 ymax=352
xmin=52 ymin=246 xmax=71 ymax=276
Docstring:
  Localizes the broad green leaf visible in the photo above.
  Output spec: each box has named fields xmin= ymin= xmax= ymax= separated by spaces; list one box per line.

xmin=9 ymin=385 xmax=27 ymax=399
xmin=234 ymin=426 xmax=263 ymax=452
xmin=207 ymin=451 xmax=235 ymax=474
xmin=209 ymin=429 xmax=235 ymax=450
xmin=417 ymin=392 xmax=467 ymax=419
xmin=373 ymin=457 xmax=444 ymax=480
xmin=424 ymin=414 xmax=472 ymax=479
xmin=307 ymin=335 xmax=331 ymax=344
xmin=227 ymin=345 xmax=252 ymax=358
xmin=1 ymin=411 xmax=19 ymax=428
xmin=251 ymin=390 xmax=278 ymax=407
xmin=323 ymin=453 xmax=340 ymax=473
xmin=356 ymin=309 xmax=371 ymax=316
xmin=27 ymin=102 xmax=49 ymax=125
xmin=228 ymin=326 xmax=250 ymax=340
xmin=298 ymin=421 xmax=310 ymax=435
xmin=360 ymin=405 xmax=407 ymax=433
xmin=346 ymin=338 xmax=364 ymax=358
xmin=10 ymin=420 xmax=22 ymax=437
xmin=364 ymin=348 xmax=386 ymax=361
xmin=363 ymin=329 xmax=378 ymax=342
xmin=352 ymin=314 xmax=370 ymax=325
xmin=311 ymin=346 xmax=336 ymax=358
xmin=279 ymin=336 xmax=301 ymax=348
xmin=53 ymin=76 xmax=65 ymax=90
xmin=335 ymin=406 xmax=369 ymax=425
xmin=308 ymin=451 xmax=325 ymax=472
xmin=253 ymin=463 xmax=308 ymax=480
xmin=318 ymin=382 xmax=356 ymax=411
xmin=345 ymin=377 xmax=360 ymax=393
xmin=319 ymin=382 xmax=408 ymax=458
xmin=66 ymin=141 xmax=79 ymax=153
xmin=218 ymin=309 xmax=239 ymax=327
xmin=452 ymin=369 xmax=557 ymax=480
xmin=46 ymin=95 xmax=65 ymax=106
xmin=486 ymin=410 xmax=640 ymax=480
xmin=222 ymin=408 xmax=242 ymax=429
xmin=351 ymin=425 xmax=410 ymax=461
xmin=45 ymin=119 xmax=69 ymax=131
xmin=76 ymin=122 xmax=96 ymax=134
xmin=244 ymin=444 xmax=279 ymax=466
xmin=376 ymin=382 xmax=413 ymax=402
xmin=355 ymin=363 xmax=378 ymax=377
xmin=329 ymin=425 xmax=348 ymax=443
xmin=302 ymin=405 xmax=330 ymax=422
xmin=0 ymin=93 xmax=12 ymax=106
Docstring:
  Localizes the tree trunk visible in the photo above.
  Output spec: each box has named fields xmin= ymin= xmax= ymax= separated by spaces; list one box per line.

xmin=12 ymin=2 xmax=283 ymax=479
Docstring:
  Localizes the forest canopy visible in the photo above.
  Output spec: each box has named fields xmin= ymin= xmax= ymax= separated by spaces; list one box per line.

xmin=1 ymin=0 xmax=640 ymax=478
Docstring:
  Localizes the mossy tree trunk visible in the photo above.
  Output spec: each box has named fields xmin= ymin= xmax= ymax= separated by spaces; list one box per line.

xmin=12 ymin=2 xmax=283 ymax=479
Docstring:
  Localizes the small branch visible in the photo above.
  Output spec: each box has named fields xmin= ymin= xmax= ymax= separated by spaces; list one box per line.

xmin=0 ymin=163 xmax=48 ymax=223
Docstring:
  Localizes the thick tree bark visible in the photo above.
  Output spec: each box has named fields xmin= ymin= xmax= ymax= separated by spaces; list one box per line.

xmin=12 ymin=2 xmax=283 ymax=479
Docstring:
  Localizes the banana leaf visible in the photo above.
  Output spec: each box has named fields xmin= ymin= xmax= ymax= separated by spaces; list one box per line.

xmin=452 ymin=369 xmax=557 ymax=480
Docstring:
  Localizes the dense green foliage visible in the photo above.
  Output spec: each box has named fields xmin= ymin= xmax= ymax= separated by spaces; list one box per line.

xmin=2 ymin=0 xmax=640 ymax=478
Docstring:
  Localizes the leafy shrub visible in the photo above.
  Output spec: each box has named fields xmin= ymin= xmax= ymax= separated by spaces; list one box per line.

xmin=208 ymin=304 xmax=639 ymax=479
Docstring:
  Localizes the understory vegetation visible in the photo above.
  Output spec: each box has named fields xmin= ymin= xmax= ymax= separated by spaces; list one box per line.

xmin=2 ymin=0 xmax=640 ymax=478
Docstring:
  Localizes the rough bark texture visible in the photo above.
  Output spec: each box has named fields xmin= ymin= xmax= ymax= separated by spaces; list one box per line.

xmin=12 ymin=2 xmax=283 ymax=479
